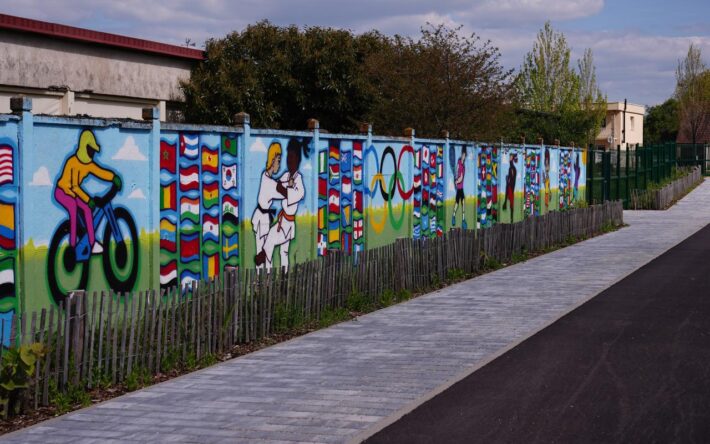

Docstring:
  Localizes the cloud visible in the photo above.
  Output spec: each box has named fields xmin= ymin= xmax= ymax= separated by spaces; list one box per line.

xmin=302 ymin=162 xmax=312 ymax=171
xmin=448 ymin=181 xmax=455 ymax=192
xmin=3 ymin=1 xmax=708 ymax=106
xmin=249 ymin=138 xmax=267 ymax=153
xmin=112 ymin=136 xmax=147 ymax=161
xmin=29 ymin=166 xmax=52 ymax=186
xmin=128 ymin=188 xmax=147 ymax=199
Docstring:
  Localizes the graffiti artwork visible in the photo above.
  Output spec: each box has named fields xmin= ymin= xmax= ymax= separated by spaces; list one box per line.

xmin=524 ymin=148 xmax=541 ymax=218
xmin=47 ymin=129 xmax=138 ymax=304
xmin=254 ymin=139 xmax=309 ymax=269
xmin=477 ymin=146 xmax=498 ymax=229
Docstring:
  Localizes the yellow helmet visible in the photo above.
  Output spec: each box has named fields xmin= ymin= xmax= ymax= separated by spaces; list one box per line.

xmin=77 ymin=129 xmax=100 ymax=164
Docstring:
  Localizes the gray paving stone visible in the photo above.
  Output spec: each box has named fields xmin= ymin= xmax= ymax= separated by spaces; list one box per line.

xmin=2 ymin=180 xmax=709 ymax=444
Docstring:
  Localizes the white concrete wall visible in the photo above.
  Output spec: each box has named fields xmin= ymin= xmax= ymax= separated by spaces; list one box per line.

xmin=0 ymin=29 xmax=194 ymax=120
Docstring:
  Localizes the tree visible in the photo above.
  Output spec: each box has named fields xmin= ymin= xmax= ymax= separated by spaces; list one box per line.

xmin=675 ymin=44 xmax=710 ymax=144
xmin=364 ymin=24 xmax=514 ymax=139
xmin=181 ymin=21 xmax=386 ymax=131
xmin=577 ymin=48 xmax=607 ymax=144
xmin=513 ymin=22 xmax=605 ymax=146
xmin=515 ymin=22 xmax=580 ymax=114
xmin=644 ymin=98 xmax=679 ymax=144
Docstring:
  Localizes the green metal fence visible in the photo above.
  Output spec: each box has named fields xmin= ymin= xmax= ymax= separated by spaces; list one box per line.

xmin=586 ymin=143 xmax=700 ymax=208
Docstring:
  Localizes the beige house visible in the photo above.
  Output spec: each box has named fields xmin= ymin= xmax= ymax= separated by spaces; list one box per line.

xmin=596 ymin=101 xmax=645 ymax=149
xmin=0 ymin=13 xmax=204 ymax=121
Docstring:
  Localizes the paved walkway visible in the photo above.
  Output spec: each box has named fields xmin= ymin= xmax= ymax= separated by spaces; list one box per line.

xmin=4 ymin=180 xmax=709 ymax=444
xmin=367 ymin=212 xmax=710 ymax=443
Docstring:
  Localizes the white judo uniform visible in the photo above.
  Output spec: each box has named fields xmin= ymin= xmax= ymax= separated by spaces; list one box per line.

xmin=251 ymin=172 xmax=283 ymax=268
xmin=262 ymin=171 xmax=304 ymax=270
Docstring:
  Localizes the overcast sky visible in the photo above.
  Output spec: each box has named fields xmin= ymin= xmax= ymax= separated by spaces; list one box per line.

xmin=4 ymin=0 xmax=709 ymax=107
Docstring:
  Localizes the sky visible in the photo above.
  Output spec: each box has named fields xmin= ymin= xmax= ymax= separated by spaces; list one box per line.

xmin=3 ymin=0 xmax=709 ymax=107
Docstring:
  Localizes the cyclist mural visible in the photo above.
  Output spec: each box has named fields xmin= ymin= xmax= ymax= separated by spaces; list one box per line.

xmin=45 ymin=129 xmax=140 ymax=305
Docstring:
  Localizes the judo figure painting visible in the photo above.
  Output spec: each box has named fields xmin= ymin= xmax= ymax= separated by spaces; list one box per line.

xmin=254 ymin=139 xmax=309 ymax=270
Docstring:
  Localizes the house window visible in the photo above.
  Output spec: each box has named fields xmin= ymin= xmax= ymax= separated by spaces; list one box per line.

xmin=630 ymin=116 xmax=635 ymax=131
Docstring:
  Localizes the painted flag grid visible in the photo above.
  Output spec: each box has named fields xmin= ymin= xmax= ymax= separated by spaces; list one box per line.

xmin=163 ymin=132 xmax=241 ymax=289
xmin=0 ymin=142 xmax=16 ymax=347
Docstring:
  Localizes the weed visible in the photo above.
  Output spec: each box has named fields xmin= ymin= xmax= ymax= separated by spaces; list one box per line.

xmin=379 ymin=289 xmax=396 ymax=307
xmin=446 ymin=268 xmax=467 ymax=281
xmin=318 ymin=307 xmax=349 ymax=328
xmin=346 ymin=290 xmax=370 ymax=313
xmin=49 ymin=379 xmax=91 ymax=415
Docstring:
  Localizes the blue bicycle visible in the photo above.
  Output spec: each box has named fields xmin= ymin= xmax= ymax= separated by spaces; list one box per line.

xmin=47 ymin=183 xmax=139 ymax=304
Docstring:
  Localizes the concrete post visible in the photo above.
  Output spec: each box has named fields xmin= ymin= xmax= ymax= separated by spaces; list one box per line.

xmin=234 ymin=112 xmax=250 ymax=266
xmin=308 ymin=119 xmax=320 ymax=260
xmin=10 ymin=97 xmax=32 ymax=313
xmin=143 ymin=107 xmax=160 ymax=289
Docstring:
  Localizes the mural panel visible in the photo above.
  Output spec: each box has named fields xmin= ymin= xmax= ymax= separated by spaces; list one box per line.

xmin=247 ymin=135 xmax=313 ymax=270
xmin=317 ymin=139 xmax=365 ymax=256
xmin=477 ymin=146 xmax=499 ymax=228
xmin=0 ymin=122 xmax=17 ymax=345
xmin=500 ymin=147 xmax=522 ymax=224
xmin=559 ymin=148 xmax=573 ymax=210
xmin=161 ymin=131 xmax=242 ymax=287
xmin=413 ymin=144 xmax=444 ymax=239
xmin=23 ymin=124 xmax=150 ymax=312
xmin=365 ymin=142 xmax=413 ymax=247
xmin=524 ymin=147 xmax=541 ymax=218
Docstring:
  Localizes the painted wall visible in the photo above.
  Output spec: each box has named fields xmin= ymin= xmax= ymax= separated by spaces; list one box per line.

xmin=0 ymin=108 xmax=587 ymax=320
xmin=0 ymin=115 xmax=19 ymax=345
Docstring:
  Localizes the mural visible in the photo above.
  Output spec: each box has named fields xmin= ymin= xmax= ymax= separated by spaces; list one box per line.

xmin=160 ymin=132 xmax=242 ymax=287
xmin=559 ymin=149 xmax=573 ymax=210
xmin=477 ymin=146 xmax=498 ymax=229
xmin=317 ymin=139 xmax=365 ymax=256
xmin=254 ymin=139 xmax=309 ymax=269
xmin=47 ymin=129 xmax=139 ymax=304
xmin=501 ymin=149 xmax=519 ymax=224
xmin=524 ymin=148 xmax=541 ymax=218
xmin=413 ymin=144 xmax=444 ymax=239
xmin=0 ymin=125 xmax=17 ymax=346
xmin=364 ymin=142 xmax=413 ymax=247
xmin=543 ymin=147 xmax=552 ymax=212
xmin=0 ymin=109 xmax=588 ymax=314
xmin=449 ymin=145 xmax=468 ymax=229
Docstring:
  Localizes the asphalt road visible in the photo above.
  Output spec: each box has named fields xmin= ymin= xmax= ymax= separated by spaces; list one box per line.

xmin=367 ymin=223 xmax=710 ymax=444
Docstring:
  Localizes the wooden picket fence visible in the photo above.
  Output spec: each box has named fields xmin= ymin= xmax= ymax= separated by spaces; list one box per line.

xmin=1 ymin=200 xmax=623 ymax=407
xmin=630 ymin=166 xmax=703 ymax=210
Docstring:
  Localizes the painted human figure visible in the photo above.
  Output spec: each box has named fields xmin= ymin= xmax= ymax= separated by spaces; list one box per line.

xmin=451 ymin=147 xmax=467 ymax=229
xmin=502 ymin=152 xmax=517 ymax=224
xmin=255 ymin=139 xmax=308 ymax=270
xmin=573 ymin=152 xmax=581 ymax=201
xmin=54 ymin=129 xmax=122 ymax=257
xmin=543 ymin=148 xmax=551 ymax=210
xmin=251 ymin=142 xmax=286 ymax=269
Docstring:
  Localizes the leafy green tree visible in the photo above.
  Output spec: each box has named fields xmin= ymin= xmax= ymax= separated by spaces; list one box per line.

xmin=675 ymin=44 xmax=709 ymax=144
xmin=513 ymin=22 xmax=605 ymax=146
xmin=644 ymin=98 xmax=679 ymax=144
xmin=364 ymin=24 xmax=514 ymax=139
xmin=181 ymin=21 xmax=385 ymax=132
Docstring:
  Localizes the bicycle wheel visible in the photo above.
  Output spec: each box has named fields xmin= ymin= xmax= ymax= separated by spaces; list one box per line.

xmin=102 ymin=206 xmax=139 ymax=292
xmin=47 ymin=220 xmax=90 ymax=305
